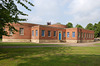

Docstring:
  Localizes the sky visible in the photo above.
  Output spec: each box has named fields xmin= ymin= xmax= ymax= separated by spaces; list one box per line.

xmin=17 ymin=0 xmax=100 ymax=27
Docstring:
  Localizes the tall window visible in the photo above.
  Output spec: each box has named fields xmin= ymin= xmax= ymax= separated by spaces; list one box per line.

xmin=19 ymin=28 xmax=24 ymax=35
xmin=86 ymin=33 xmax=87 ymax=39
xmin=90 ymin=34 xmax=92 ymax=38
xmin=67 ymin=32 xmax=69 ymax=37
xmin=81 ymin=32 xmax=83 ymax=38
xmin=42 ymin=30 xmax=45 ymax=37
xmin=48 ymin=31 xmax=51 ymax=37
xmin=36 ymin=30 xmax=38 ymax=36
xmin=32 ymin=30 xmax=34 ymax=36
xmin=63 ymin=32 xmax=65 ymax=37
xmin=84 ymin=33 xmax=85 ymax=39
xmin=87 ymin=33 xmax=88 ymax=38
xmin=72 ymin=32 xmax=75 ymax=37
xmin=78 ymin=32 xmax=80 ymax=38
xmin=54 ymin=31 xmax=56 ymax=37
xmin=92 ymin=34 xmax=94 ymax=38
xmin=9 ymin=28 xmax=13 ymax=35
xmin=89 ymin=34 xmax=90 ymax=38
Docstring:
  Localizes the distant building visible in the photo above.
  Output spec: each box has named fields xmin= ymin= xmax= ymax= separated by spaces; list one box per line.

xmin=2 ymin=23 xmax=94 ymax=43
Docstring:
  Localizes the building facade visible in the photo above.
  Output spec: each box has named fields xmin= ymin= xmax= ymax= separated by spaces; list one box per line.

xmin=2 ymin=23 xmax=94 ymax=43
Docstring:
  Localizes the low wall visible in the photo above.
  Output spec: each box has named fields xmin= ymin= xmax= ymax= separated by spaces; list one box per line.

xmin=31 ymin=39 xmax=39 ymax=43
xmin=77 ymin=40 xmax=94 ymax=43
xmin=39 ymin=40 xmax=58 ymax=43
xmin=2 ymin=39 xmax=31 ymax=42
xmin=2 ymin=39 xmax=94 ymax=43
xmin=66 ymin=40 xmax=94 ymax=43
xmin=66 ymin=40 xmax=78 ymax=43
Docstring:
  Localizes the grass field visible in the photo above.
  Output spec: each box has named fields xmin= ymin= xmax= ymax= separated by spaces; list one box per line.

xmin=95 ymin=43 xmax=100 ymax=45
xmin=0 ymin=46 xmax=100 ymax=66
xmin=0 ymin=42 xmax=63 ymax=46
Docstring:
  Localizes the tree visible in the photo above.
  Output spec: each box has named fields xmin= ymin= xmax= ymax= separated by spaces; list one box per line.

xmin=93 ymin=22 xmax=100 ymax=38
xmin=85 ymin=23 xmax=94 ymax=30
xmin=56 ymin=22 xmax=61 ymax=24
xmin=75 ymin=24 xmax=83 ymax=28
xmin=0 ymin=0 xmax=34 ymax=37
xmin=98 ymin=22 xmax=100 ymax=37
xmin=66 ymin=22 xmax=73 ymax=28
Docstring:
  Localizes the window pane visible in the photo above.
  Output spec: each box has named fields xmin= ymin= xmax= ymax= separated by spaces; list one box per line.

xmin=67 ymin=32 xmax=69 ymax=37
xmin=48 ymin=31 xmax=51 ymax=37
xmin=32 ymin=30 xmax=34 ymax=36
xmin=36 ymin=30 xmax=38 ymax=36
xmin=63 ymin=32 xmax=65 ymax=37
xmin=84 ymin=33 xmax=85 ymax=38
xmin=9 ymin=28 xmax=13 ymax=35
xmin=72 ymin=32 xmax=75 ymax=37
xmin=81 ymin=32 xmax=83 ymax=38
xmin=19 ymin=28 xmax=24 ymax=35
xmin=42 ymin=30 xmax=45 ymax=36
xmin=78 ymin=32 xmax=80 ymax=38
xmin=54 ymin=31 xmax=56 ymax=37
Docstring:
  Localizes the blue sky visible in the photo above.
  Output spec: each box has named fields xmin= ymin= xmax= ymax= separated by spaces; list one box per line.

xmin=17 ymin=0 xmax=100 ymax=27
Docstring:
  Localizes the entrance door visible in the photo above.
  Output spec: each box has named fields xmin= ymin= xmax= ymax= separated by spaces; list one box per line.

xmin=59 ymin=32 xmax=61 ymax=40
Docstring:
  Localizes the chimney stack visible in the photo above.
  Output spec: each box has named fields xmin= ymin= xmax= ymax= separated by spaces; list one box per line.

xmin=47 ymin=22 xmax=51 ymax=25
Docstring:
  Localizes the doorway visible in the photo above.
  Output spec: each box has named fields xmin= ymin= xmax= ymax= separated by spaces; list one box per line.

xmin=59 ymin=32 xmax=61 ymax=40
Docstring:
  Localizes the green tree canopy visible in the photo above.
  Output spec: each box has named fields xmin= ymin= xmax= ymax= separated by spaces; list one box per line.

xmin=0 ymin=0 xmax=34 ymax=37
xmin=85 ymin=23 xmax=94 ymax=30
xmin=66 ymin=22 xmax=73 ymax=28
xmin=56 ymin=22 xmax=61 ymax=24
xmin=75 ymin=24 xmax=83 ymax=28
xmin=93 ymin=22 xmax=100 ymax=38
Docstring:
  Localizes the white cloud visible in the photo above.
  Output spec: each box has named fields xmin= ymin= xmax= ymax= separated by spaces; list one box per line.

xmin=18 ymin=0 xmax=100 ymax=27
xmin=34 ymin=0 xmax=59 ymax=16
xmin=27 ymin=16 xmax=43 ymax=24
xmin=64 ymin=0 xmax=100 ymax=27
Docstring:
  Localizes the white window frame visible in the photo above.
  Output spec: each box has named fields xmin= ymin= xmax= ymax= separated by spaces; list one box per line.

xmin=36 ymin=30 xmax=38 ymax=36
xmin=48 ymin=31 xmax=51 ymax=37
xmin=19 ymin=28 xmax=24 ymax=35
xmin=42 ymin=30 xmax=45 ymax=37
xmin=54 ymin=31 xmax=56 ymax=37
xmin=9 ymin=29 xmax=13 ymax=35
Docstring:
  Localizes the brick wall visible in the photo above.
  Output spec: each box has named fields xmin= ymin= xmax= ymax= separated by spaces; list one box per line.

xmin=66 ymin=28 xmax=78 ymax=40
xmin=39 ymin=25 xmax=66 ymax=40
xmin=66 ymin=28 xmax=94 ymax=40
xmin=31 ymin=26 xmax=39 ymax=40
xmin=3 ymin=23 xmax=94 ymax=43
xmin=78 ymin=28 xmax=94 ymax=40
xmin=3 ymin=23 xmax=38 ymax=39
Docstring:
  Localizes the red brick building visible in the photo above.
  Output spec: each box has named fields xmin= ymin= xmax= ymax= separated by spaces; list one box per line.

xmin=2 ymin=23 xmax=94 ymax=43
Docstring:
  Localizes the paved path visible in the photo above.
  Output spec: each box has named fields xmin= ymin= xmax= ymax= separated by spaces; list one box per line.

xmin=0 ymin=41 xmax=100 ymax=48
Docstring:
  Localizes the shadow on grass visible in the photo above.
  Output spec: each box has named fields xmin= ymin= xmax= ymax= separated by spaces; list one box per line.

xmin=0 ymin=47 xmax=100 ymax=66
xmin=18 ymin=54 xmax=100 ymax=66
xmin=0 ymin=47 xmax=71 ymax=60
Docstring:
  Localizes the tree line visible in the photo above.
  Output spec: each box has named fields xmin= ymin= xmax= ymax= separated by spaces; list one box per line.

xmin=66 ymin=22 xmax=100 ymax=38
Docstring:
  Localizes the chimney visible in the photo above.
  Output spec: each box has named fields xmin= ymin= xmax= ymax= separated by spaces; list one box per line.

xmin=47 ymin=22 xmax=51 ymax=25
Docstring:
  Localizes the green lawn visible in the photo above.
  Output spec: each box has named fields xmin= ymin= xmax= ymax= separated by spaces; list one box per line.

xmin=0 ymin=42 xmax=63 ymax=46
xmin=95 ymin=43 xmax=100 ymax=45
xmin=0 ymin=47 xmax=100 ymax=66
